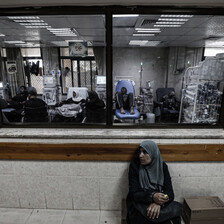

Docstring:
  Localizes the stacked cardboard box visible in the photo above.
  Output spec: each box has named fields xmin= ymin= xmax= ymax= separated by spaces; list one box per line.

xmin=183 ymin=196 xmax=224 ymax=224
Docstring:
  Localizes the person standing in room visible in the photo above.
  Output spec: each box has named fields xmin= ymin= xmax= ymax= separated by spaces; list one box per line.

xmin=116 ymin=87 xmax=134 ymax=114
xmin=126 ymin=140 xmax=182 ymax=224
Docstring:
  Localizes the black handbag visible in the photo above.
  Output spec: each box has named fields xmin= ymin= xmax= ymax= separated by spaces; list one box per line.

xmin=134 ymin=201 xmax=183 ymax=223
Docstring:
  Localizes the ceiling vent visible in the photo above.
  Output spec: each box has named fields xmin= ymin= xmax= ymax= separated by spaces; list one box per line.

xmin=140 ymin=19 xmax=157 ymax=27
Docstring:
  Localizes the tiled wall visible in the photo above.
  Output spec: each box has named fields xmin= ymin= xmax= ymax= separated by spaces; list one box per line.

xmin=0 ymin=160 xmax=223 ymax=212
xmin=1 ymin=128 xmax=224 ymax=223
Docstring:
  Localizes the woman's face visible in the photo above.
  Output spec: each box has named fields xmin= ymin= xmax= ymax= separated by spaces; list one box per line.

xmin=138 ymin=147 xmax=152 ymax=165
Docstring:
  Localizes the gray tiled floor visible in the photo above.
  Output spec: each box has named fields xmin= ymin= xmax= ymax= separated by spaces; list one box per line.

xmin=0 ymin=208 xmax=120 ymax=224
xmin=0 ymin=208 xmax=185 ymax=224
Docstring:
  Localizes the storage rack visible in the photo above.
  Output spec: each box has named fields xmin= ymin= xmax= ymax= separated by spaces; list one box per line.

xmin=178 ymin=56 xmax=224 ymax=124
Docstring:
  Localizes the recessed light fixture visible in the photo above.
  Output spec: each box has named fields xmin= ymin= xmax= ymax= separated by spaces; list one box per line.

xmin=160 ymin=15 xmax=193 ymax=18
xmin=129 ymin=40 xmax=161 ymax=46
xmin=19 ymin=23 xmax=49 ymax=26
xmin=137 ymin=30 xmax=161 ymax=33
xmin=15 ymin=43 xmax=34 ymax=46
xmin=135 ymin=28 xmax=161 ymax=31
xmin=113 ymin=14 xmax=139 ymax=17
xmin=129 ymin=40 xmax=148 ymax=46
xmin=65 ymin=40 xmax=84 ymax=42
xmin=8 ymin=16 xmax=40 ymax=19
xmin=14 ymin=20 xmax=45 ymax=23
xmin=133 ymin=33 xmax=155 ymax=36
xmin=145 ymin=41 xmax=161 ymax=46
xmin=48 ymin=28 xmax=77 ymax=36
xmin=25 ymin=26 xmax=51 ymax=28
xmin=4 ymin=41 xmax=25 ymax=44
xmin=55 ymin=34 xmax=77 ymax=36
xmin=156 ymin=21 xmax=185 ymax=25
xmin=158 ymin=18 xmax=189 ymax=21
xmin=135 ymin=28 xmax=161 ymax=33
xmin=154 ymin=24 xmax=182 ymax=27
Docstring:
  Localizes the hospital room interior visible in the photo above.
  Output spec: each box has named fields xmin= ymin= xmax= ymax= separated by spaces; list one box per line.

xmin=0 ymin=13 xmax=224 ymax=125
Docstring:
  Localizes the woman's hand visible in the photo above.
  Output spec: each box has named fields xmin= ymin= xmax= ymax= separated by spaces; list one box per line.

xmin=153 ymin=193 xmax=169 ymax=205
xmin=147 ymin=203 xmax=161 ymax=219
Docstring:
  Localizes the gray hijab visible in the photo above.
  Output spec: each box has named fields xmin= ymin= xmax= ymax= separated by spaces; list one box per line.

xmin=139 ymin=140 xmax=164 ymax=191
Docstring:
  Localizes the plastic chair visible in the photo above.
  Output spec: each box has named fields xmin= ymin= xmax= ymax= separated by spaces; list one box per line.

xmin=115 ymin=80 xmax=140 ymax=119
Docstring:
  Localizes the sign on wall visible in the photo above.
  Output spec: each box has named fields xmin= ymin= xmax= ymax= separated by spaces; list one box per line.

xmin=69 ymin=42 xmax=88 ymax=56
xmin=6 ymin=61 xmax=17 ymax=74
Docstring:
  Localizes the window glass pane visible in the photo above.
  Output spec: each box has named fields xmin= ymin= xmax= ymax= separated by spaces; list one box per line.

xmin=60 ymin=47 xmax=94 ymax=56
xmin=60 ymin=48 xmax=69 ymax=57
xmin=204 ymin=48 xmax=224 ymax=57
xmin=61 ymin=59 xmax=72 ymax=93
xmin=1 ymin=48 xmax=6 ymax=57
xmin=21 ymin=48 xmax=41 ymax=57
xmin=113 ymin=14 xmax=224 ymax=125
xmin=72 ymin=60 xmax=78 ymax=87
xmin=1 ymin=14 xmax=106 ymax=125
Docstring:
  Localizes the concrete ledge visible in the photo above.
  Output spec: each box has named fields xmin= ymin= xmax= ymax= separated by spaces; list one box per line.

xmin=1 ymin=128 xmax=224 ymax=140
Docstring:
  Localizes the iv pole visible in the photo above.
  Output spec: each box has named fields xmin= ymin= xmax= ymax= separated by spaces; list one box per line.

xmin=139 ymin=62 xmax=143 ymax=94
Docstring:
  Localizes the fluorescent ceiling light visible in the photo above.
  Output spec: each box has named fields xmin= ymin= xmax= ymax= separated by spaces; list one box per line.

xmin=19 ymin=23 xmax=49 ymax=26
xmin=137 ymin=30 xmax=161 ymax=33
xmin=113 ymin=14 xmax=139 ymax=17
xmin=156 ymin=21 xmax=185 ymax=25
xmin=65 ymin=40 xmax=85 ymax=42
xmin=133 ymin=34 xmax=155 ymax=36
xmin=154 ymin=24 xmax=182 ymax=27
xmin=8 ymin=16 xmax=40 ymax=19
xmin=55 ymin=34 xmax=77 ymax=36
xmin=0 ymin=33 xmax=5 ymax=36
xmin=158 ymin=18 xmax=189 ymax=21
xmin=146 ymin=41 xmax=161 ymax=46
xmin=51 ymin=31 xmax=72 ymax=33
xmin=25 ymin=26 xmax=51 ymax=28
xmin=48 ymin=28 xmax=71 ymax=30
xmin=14 ymin=20 xmax=44 ymax=23
xmin=4 ymin=41 xmax=25 ymax=44
xmin=160 ymin=15 xmax=193 ymax=18
xmin=129 ymin=40 xmax=148 ymax=46
xmin=135 ymin=28 xmax=160 ymax=31
xmin=15 ymin=43 xmax=34 ymax=46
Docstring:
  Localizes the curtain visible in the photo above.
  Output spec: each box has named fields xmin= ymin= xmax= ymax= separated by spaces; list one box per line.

xmin=42 ymin=47 xmax=59 ymax=75
xmin=6 ymin=48 xmax=25 ymax=97
xmin=93 ymin=46 xmax=106 ymax=76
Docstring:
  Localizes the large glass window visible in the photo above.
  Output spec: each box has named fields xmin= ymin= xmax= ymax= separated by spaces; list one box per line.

xmin=112 ymin=14 xmax=224 ymax=125
xmin=1 ymin=7 xmax=224 ymax=128
xmin=0 ymin=14 xmax=106 ymax=125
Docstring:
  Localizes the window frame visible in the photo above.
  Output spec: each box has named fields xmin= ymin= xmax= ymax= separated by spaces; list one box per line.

xmin=0 ymin=5 xmax=224 ymax=128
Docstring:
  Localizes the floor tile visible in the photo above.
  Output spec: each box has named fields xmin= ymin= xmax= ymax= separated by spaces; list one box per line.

xmin=100 ymin=211 xmax=121 ymax=224
xmin=25 ymin=209 xmax=66 ymax=224
xmin=0 ymin=208 xmax=32 ymax=224
xmin=62 ymin=210 xmax=100 ymax=224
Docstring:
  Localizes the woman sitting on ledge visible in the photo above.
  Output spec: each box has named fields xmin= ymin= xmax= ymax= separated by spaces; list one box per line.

xmin=126 ymin=140 xmax=182 ymax=224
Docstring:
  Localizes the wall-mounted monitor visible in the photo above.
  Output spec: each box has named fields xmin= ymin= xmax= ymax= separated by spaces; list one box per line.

xmin=44 ymin=76 xmax=54 ymax=85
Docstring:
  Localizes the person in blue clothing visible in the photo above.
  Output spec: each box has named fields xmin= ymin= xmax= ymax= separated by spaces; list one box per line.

xmin=126 ymin=140 xmax=182 ymax=224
